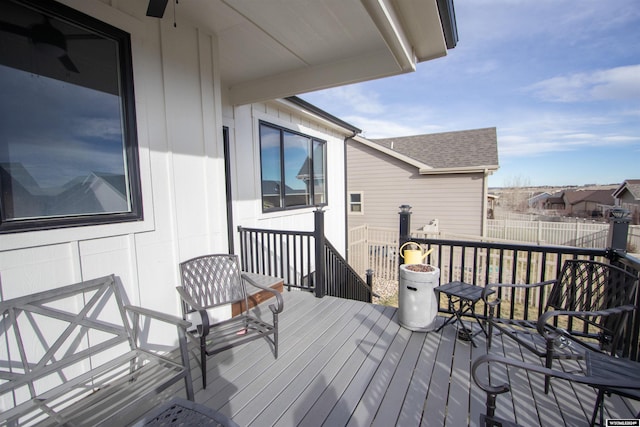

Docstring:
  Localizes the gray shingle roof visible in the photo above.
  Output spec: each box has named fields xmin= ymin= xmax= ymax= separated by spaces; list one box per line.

xmin=369 ymin=127 xmax=499 ymax=169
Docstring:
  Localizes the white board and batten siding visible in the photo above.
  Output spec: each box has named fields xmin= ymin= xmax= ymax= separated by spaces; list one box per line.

xmin=0 ymin=2 xmax=348 ymax=342
xmin=347 ymin=139 xmax=486 ymax=236
xmin=229 ymin=100 xmax=348 ymax=253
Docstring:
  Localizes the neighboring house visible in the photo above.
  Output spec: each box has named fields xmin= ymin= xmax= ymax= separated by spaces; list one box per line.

xmin=487 ymin=193 xmax=499 ymax=218
xmin=544 ymin=194 xmax=566 ymax=211
xmin=613 ymin=179 xmax=640 ymax=225
xmin=0 ymin=0 xmax=457 ymax=323
xmin=528 ymin=192 xmax=552 ymax=209
xmin=555 ymin=189 xmax=615 ymax=218
xmin=346 ymin=127 xmax=499 ymax=236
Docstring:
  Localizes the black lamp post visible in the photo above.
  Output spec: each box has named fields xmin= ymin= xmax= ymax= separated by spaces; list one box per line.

xmin=607 ymin=207 xmax=630 ymax=252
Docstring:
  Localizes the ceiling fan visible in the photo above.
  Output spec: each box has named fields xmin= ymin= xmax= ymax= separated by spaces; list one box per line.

xmin=0 ymin=17 xmax=96 ymax=73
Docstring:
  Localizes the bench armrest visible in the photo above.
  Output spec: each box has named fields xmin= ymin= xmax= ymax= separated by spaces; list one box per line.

xmin=242 ymin=273 xmax=284 ymax=315
xmin=124 ymin=305 xmax=191 ymax=329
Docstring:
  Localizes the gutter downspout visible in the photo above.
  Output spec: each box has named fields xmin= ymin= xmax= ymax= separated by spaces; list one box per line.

xmin=345 ymin=130 xmax=359 ymax=262
xmin=481 ymin=168 xmax=489 ymax=237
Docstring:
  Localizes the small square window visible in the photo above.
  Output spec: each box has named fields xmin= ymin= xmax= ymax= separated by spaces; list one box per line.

xmin=349 ymin=192 xmax=363 ymax=214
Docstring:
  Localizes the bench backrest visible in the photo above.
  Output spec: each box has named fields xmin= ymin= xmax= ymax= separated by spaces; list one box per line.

xmin=0 ymin=275 xmax=133 ymax=415
xmin=546 ymin=259 xmax=638 ymax=350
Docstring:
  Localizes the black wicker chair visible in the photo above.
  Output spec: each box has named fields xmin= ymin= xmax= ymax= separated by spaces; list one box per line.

xmin=177 ymin=254 xmax=283 ymax=388
xmin=482 ymin=259 xmax=638 ymax=393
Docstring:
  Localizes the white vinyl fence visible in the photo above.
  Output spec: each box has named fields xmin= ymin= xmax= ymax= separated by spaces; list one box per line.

xmin=487 ymin=220 xmax=640 ymax=251
xmin=486 ymin=219 xmax=608 ymax=247
xmin=348 ymin=225 xmax=399 ymax=282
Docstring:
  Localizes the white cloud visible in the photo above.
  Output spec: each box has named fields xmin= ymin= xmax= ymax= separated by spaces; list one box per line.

xmin=304 ymin=85 xmax=385 ymax=115
xmin=344 ymin=115 xmax=443 ymax=139
xmin=498 ymin=121 xmax=640 ymax=158
xmin=526 ymin=64 xmax=640 ymax=102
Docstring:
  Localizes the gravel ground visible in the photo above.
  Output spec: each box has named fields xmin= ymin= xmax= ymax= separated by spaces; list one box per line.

xmin=372 ymin=277 xmax=399 ymax=306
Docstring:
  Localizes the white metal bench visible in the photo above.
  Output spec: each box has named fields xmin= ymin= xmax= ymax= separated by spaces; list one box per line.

xmin=0 ymin=275 xmax=194 ymax=426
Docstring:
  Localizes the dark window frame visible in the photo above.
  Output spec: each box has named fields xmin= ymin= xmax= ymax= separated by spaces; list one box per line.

xmin=0 ymin=0 xmax=142 ymax=234
xmin=259 ymin=121 xmax=328 ymax=213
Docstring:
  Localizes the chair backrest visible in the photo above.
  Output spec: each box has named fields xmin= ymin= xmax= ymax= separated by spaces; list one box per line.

xmin=546 ymin=259 xmax=638 ymax=350
xmin=179 ymin=254 xmax=248 ymax=313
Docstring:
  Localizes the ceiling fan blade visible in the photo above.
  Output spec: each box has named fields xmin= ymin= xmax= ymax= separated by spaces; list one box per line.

xmin=66 ymin=34 xmax=102 ymax=40
xmin=0 ymin=21 xmax=31 ymax=37
xmin=146 ymin=0 xmax=169 ymax=18
xmin=59 ymin=54 xmax=79 ymax=73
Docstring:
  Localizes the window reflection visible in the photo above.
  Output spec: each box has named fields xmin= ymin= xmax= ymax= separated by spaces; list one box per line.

xmin=259 ymin=122 xmax=327 ymax=212
xmin=0 ymin=0 xmax=140 ymax=231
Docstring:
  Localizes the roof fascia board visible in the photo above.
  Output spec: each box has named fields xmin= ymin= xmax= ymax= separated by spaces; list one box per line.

xmin=229 ymin=49 xmax=400 ymax=105
xmin=612 ymin=181 xmax=629 ymax=198
xmin=418 ymin=166 xmax=499 ymax=175
xmin=283 ymin=96 xmax=361 ymax=135
xmin=273 ymin=98 xmax=361 ymax=136
xmin=361 ymin=0 xmax=416 ymax=72
xmin=436 ymin=0 xmax=458 ymax=49
xmin=351 ymin=135 xmax=431 ymax=170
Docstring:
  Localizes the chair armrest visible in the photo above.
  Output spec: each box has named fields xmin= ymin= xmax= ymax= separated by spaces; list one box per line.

xmin=175 ymin=286 xmax=210 ymax=336
xmin=124 ymin=305 xmax=191 ymax=330
xmin=473 ymin=353 xmax=640 ymax=392
xmin=241 ymin=273 xmax=284 ymax=314
xmin=482 ymin=280 xmax=556 ymax=307
xmin=537 ymin=305 xmax=636 ymax=339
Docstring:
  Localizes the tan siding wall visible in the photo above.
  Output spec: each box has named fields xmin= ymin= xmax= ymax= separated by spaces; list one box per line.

xmin=347 ymin=140 xmax=485 ymax=236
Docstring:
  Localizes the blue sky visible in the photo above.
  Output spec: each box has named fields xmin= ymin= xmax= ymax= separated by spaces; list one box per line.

xmin=299 ymin=0 xmax=640 ymax=188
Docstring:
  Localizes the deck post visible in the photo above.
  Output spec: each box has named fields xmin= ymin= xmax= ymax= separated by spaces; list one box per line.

xmin=399 ymin=205 xmax=412 ymax=266
xmin=314 ymin=207 xmax=326 ymax=298
xmin=607 ymin=207 xmax=630 ymax=252
xmin=366 ymin=268 xmax=374 ymax=302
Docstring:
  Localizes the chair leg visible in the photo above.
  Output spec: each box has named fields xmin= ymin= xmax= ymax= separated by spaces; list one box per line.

xmin=544 ymin=342 xmax=554 ymax=394
xmin=274 ymin=313 xmax=279 ymax=358
xmin=201 ymin=336 xmax=207 ymax=389
xmin=486 ymin=308 xmax=494 ymax=350
xmin=590 ymin=389 xmax=605 ymax=427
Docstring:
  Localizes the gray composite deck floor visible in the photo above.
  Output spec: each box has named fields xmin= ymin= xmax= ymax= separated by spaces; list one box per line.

xmin=187 ymin=289 xmax=639 ymax=426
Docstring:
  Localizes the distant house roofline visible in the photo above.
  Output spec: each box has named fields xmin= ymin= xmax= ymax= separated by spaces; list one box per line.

xmin=613 ymin=179 xmax=640 ymax=200
xmin=350 ymin=127 xmax=499 ymax=173
xmin=351 ymin=135 xmax=429 ymax=170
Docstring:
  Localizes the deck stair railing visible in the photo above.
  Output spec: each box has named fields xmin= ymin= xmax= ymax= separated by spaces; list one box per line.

xmin=237 ymin=209 xmax=374 ymax=302
xmin=324 ymin=239 xmax=375 ymax=302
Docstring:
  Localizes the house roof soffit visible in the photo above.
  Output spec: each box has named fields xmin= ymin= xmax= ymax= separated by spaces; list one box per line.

xmin=168 ymin=0 xmax=455 ymax=105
